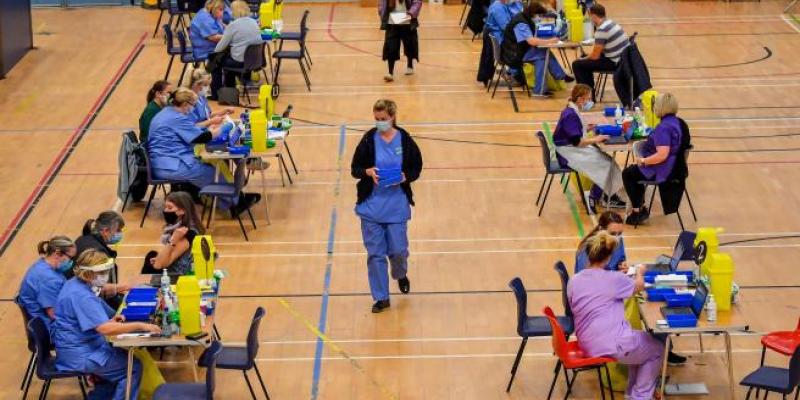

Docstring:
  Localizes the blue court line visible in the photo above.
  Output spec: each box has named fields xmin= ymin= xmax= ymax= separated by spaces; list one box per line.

xmin=311 ymin=125 xmax=347 ymax=399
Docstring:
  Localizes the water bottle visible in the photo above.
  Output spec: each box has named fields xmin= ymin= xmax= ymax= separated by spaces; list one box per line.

xmin=614 ymin=104 xmax=623 ymax=125
xmin=160 ymin=271 xmax=172 ymax=336
xmin=706 ymin=294 xmax=717 ymax=322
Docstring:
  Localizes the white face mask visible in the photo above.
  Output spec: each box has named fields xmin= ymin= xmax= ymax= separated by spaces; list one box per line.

xmin=198 ymin=86 xmax=210 ymax=98
xmin=91 ymin=273 xmax=110 ymax=288
xmin=159 ymin=94 xmax=169 ymax=105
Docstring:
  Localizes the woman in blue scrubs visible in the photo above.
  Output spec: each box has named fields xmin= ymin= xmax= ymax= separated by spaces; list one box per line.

xmin=53 ymin=249 xmax=161 ymax=400
xmin=574 ymin=211 xmax=626 ymax=273
xmin=17 ymin=236 xmax=76 ymax=332
xmin=187 ymin=69 xmax=233 ymax=127
xmin=351 ymin=99 xmax=423 ymax=313
xmin=190 ymin=0 xmax=226 ymax=61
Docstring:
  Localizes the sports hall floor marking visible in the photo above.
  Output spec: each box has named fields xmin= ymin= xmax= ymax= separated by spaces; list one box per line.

xmin=781 ymin=14 xmax=800 ymax=33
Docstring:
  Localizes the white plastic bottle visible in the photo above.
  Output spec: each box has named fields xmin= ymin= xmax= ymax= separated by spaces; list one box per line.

xmin=706 ymin=294 xmax=717 ymax=322
xmin=614 ymin=104 xmax=623 ymax=125
xmin=160 ymin=270 xmax=172 ymax=336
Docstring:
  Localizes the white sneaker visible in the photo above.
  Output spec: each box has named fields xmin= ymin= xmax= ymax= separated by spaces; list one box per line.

xmin=384 ymin=74 xmax=394 ymax=82
xmin=405 ymin=67 xmax=414 ymax=75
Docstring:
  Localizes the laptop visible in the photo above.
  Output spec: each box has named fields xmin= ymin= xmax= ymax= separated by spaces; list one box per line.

xmin=660 ymin=283 xmax=707 ymax=318
xmin=646 ymin=231 xmax=697 ymax=273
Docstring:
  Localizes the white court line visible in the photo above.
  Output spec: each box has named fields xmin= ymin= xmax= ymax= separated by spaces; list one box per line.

xmin=116 ymin=231 xmax=800 ymax=247
xmin=294 ymin=177 xmax=542 ymax=186
xmin=338 ymin=116 xmax=800 ymax=128
xmin=781 ymin=14 xmax=800 ymax=34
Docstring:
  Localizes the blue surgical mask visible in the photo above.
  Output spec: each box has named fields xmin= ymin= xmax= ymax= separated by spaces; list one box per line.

xmin=108 ymin=232 xmax=123 ymax=245
xmin=375 ymin=121 xmax=392 ymax=133
xmin=57 ymin=259 xmax=74 ymax=274
xmin=582 ymin=101 xmax=595 ymax=112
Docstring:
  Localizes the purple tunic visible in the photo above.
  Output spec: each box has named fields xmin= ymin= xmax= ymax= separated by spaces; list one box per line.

xmin=567 ymin=268 xmax=635 ymax=357
xmin=639 ymin=114 xmax=682 ymax=183
xmin=552 ymin=106 xmax=583 ymax=167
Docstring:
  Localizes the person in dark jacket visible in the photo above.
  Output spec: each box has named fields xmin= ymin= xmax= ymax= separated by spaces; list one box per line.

xmin=351 ymin=99 xmax=423 ymax=313
xmin=74 ymin=211 xmax=132 ymax=310
xmin=379 ymin=0 xmax=422 ymax=82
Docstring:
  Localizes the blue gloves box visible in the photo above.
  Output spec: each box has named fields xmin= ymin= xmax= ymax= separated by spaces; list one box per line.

xmin=378 ymin=168 xmax=403 ymax=187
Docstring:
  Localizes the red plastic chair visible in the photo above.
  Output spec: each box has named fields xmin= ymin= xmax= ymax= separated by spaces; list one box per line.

xmin=543 ymin=306 xmax=616 ymax=400
xmin=761 ymin=317 xmax=800 ymax=365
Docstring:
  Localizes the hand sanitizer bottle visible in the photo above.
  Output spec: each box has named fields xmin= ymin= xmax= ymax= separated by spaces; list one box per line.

xmin=706 ymin=294 xmax=717 ymax=322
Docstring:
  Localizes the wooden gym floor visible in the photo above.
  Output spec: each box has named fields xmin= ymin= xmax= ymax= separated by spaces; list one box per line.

xmin=0 ymin=1 xmax=799 ymax=398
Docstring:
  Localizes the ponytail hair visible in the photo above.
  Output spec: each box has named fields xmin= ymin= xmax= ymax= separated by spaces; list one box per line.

xmin=82 ymin=211 xmax=125 ymax=236
xmin=578 ymin=211 xmax=623 ymax=248
xmin=586 ymin=231 xmax=618 ymax=265
xmin=37 ymin=235 xmax=74 ymax=256
xmin=146 ymin=80 xmax=171 ymax=103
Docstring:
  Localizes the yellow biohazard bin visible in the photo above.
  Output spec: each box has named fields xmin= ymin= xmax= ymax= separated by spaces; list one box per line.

xmin=177 ymin=276 xmax=202 ymax=335
xmin=707 ymin=252 xmax=734 ymax=311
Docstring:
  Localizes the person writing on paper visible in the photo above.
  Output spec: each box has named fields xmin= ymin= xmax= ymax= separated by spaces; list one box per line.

xmin=379 ymin=0 xmax=422 ymax=82
xmin=352 ymin=99 xmax=423 ymax=313
xmin=502 ymin=1 xmax=573 ymax=98
xmin=211 ymin=0 xmax=263 ymax=98
xmin=145 ymin=191 xmax=206 ymax=275
xmin=622 ymin=93 xmax=683 ymax=225
xmin=17 ymin=236 xmax=76 ymax=332
xmin=568 ymin=232 xmax=664 ymax=400
xmin=53 ymin=249 xmax=161 ymax=400
xmin=188 ymin=69 xmax=233 ymax=128
xmin=553 ymin=84 xmax=624 ymax=212
xmin=571 ymin=3 xmax=629 ymax=102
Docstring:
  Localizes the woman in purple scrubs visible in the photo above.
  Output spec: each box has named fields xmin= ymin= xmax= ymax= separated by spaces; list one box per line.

xmin=568 ymin=231 xmax=664 ymax=400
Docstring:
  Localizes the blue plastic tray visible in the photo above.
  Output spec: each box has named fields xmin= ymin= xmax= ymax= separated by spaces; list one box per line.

xmin=666 ymin=313 xmax=697 ymax=328
xmin=664 ymin=294 xmax=693 ymax=308
xmin=121 ymin=306 xmax=156 ymax=321
xmin=646 ymin=288 xmax=675 ymax=302
xmin=596 ymin=125 xmax=623 ymax=136
xmin=644 ymin=270 xmax=694 ymax=284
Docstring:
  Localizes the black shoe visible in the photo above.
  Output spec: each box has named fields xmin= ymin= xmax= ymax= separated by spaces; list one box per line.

xmin=587 ymin=197 xmax=598 ymax=214
xmin=625 ymin=207 xmax=650 ymax=225
xmin=398 ymin=277 xmax=410 ymax=294
xmin=603 ymin=194 xmax=627 ymax=209
xmin=564 ymin=75 xmax=575 ymax=83
xmin=230 ymin=193 xmax=262 ymax=217
xmin=371 ymin=300 xmax=390 ymax=313
xmin=532 ymin=91 xmax=554 ymax=99
xmin=668 ymin=351 xmax=687 ymax=365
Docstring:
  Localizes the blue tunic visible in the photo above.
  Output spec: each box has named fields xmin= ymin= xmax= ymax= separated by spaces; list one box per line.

xmin=190 ymin=9 xmax=224 ymax=60
xmin=355 ymin=131 xmax=411 ymax=223
xmin=574 ymin=237 xmax=627 ymax=274
xmin=53 ymin=278 xmax=115 ymax=372
xmin=189 ymin=95 xmax=212 ymax=124
xmin=486 ymin=0 xmax=523 ymax=43
xmin=146 ymin=107 xmax=204 ymax=173
xmin=18 ymin=259 xmax=66 ymax=332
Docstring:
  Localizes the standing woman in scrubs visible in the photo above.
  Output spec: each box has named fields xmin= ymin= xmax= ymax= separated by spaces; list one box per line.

xmin=190 ymin=0 xmax=225 ymax=62
xmin=53 ymin=249 xmax=161 ymax=400
xmin=351 ymin=99 xmax=423 ymax=313
xmin=568 ymin=232 xmax=664 ymax=400
xmin=187 ymin=69 xmax=233 ymax=127
xmin=17 ymin=236 xmax=76 ymax=332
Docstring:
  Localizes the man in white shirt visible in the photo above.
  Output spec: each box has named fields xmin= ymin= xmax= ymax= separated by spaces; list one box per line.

xmin=571 ymin=3 xmax=629 ymax=101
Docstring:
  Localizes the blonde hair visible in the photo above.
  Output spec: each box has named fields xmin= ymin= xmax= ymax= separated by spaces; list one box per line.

xmin=189 ymin=68 xmax=211 ymax=89
xmin=654 ymin=92 xmax=679 ymax=118
xmin=74 ymin=249 xmax=111 ymax=281
xmin=569 ymin=84 xmax=592 ymax=103
xmin=373 ymin=99 xmax=398 ymax=117
xmin=205 ymin=0 xmax=225 ymax=12
xmin=231 ymin=0 xmax=251 ymax=18
xmin=171 ymin=87 xmax=197 ymax=107
xmin=585 ymin=231 xmax=618 ymax=265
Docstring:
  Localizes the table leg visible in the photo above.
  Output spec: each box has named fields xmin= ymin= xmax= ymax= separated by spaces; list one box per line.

xmin=725 ymin=332 xmax=735 ymax=399
xmin=540 ymin=51 xmax=550 ymax=95
xmin=266 ymin=42 xmax=274 ymax=83
xmin=188 ymin=346 xmax=200 ymax=382
xmin=259 ymin=168 xmax=271 ymax=225
xmin=124 ymin=348 xmax=134 ymax=400
xmin=659 ymin=334 xmax=671 ymax=399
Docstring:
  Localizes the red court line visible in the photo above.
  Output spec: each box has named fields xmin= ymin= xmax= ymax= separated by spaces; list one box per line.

xmin=0 ymin=32 xmax=147 ymax=250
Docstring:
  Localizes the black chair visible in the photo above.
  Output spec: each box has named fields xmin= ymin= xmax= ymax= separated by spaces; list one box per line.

xmin=15 ymin=296 xmax=38 ymax=399
xmin=278 ymin=10 xmax=312 ymax=69
xmin=488 ymin=33 xmax=530 ymax=113
xmin=199 ymin=307 xmax=270 ymax=399
xmin=176 ymin=30 xmax=208 ymax=87
xmin=153 ymin=0 xmax=170 ymax=38
xmin=139 ymin=148 xmax=188 ymax=228
xmin=221 ymin=43 xmax=271 ymax=107
xmin=594 ymin=71 xmax=612 ymax=103
xmin=634 ymin=146 xmax=697 ymax=230
xmin=459 ymin=0 xmax=471 ymax=30
xmin=273 ymin=9 xmax=311 ymax=92
xmin=740 ymin=346 xmax=800 ymax=400
xmin=200 ymin=158 xmax=256 ymax=240
xmin=506 ymin=277 xmax=574 ymax=392
xmin=246 ymin=0 xmax=262 ymax=14
xmin=163 ymin=24 xmax=191 ymax=81
xmin=27 ymin=318 xmax=87 ymax=400
xmin=153 ymin=341 xmax=225 ymax=399
xmin=535 ymin=132 xmax=590 ymax=216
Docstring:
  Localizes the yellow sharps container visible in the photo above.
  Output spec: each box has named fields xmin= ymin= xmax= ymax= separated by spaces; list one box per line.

xmin=176 ymin=276 xmax=202 ymax=335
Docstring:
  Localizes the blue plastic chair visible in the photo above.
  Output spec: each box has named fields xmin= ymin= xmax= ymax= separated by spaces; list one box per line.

xmin=138 ymin=148 xmax=189 ymax=228
xmin=26 ymin=318 xmax=87 ymax=400
xmin=15 ymin=296 xmax=38 ymax=398
xmin=272 ymin=9 xmax=311 ymax=92
xmin=506 ymin=277 xmax=574 ymax=392
xmin=198 ymin=307 xmax=270 ymax=400
xmin=741 ymin=345 xmax=800 ymax=400
xmin=200 ymin=158 xmax=256 ymax=240
xmin=176 ymin=30 xmax=208 ymax=87
xmin=153 ymin=341 xmax=224 ymax=400
xmin=534 ymin=132 xmax=590 ymax=217
xmin=164 ymin=24 xmax=191 ymax=80
xmin=278 ymin=10 xmax=312 ymax=69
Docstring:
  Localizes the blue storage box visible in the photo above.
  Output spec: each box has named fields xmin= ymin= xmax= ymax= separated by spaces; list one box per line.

xmin=644 ymin=270 xmax=694 ymax=284
xmin=665 ymin=313 xmax=698 ymax=328
xmin=664 ymin=294 xmax=693 ymax=308
xmin=646 ymin=288 xmax=675 ymax=302
xmin=229 ymin=146 xmax=250 ymax=156
xmin=121 ymin=306 xmax=156 ymax=321
xmin=595 ymin=125 xmax=623 ymax=136
xmin=536 ymin=23 xmax=557 ymax=38
xmin=603 ymin=107 xmax=617 ymax=117
xmin=129 ymin=287 xmax=158 ymax=296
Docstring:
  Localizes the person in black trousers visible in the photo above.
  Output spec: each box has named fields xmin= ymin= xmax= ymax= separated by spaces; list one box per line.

xmin=379 ymin=0 xmax=423 ymax=82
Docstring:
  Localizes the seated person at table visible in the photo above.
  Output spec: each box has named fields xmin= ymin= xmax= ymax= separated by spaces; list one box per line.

xmin=187 ymin=69 xmax=233 ymax=127
xmin=572 ymin=3 xmax=629 ymax=102
xmin=145 ymin=191 xmax=205 ymax=275
xmin=568 ymin=232 xmax=664 ymax=400
xmin=190 ymin=0 xmax=226 ymax=62
xmin=17 ymin=236 xmax=76 ymax=332
xmin=502 ymin=2 xmax=573 ymax=98
xmin=485 ymin=0 xmax=523 ymax=43
xmin=574 ymin=211 xmax=625 ymax=273
xmin=210 ymin=0 xmax=264 ymax=97
xmin=75 ymin=211 xmax=132 ymax=309
xmin=53 ymin=249 xmax=161 ymax=400
xmin=146 ymin=88 xmax=260 ymax=212
xmin=138 ymin=80 xmax=172 ymax=144
xmin=553 ymin=84 xmax=624 ymax=211
xmin=622 ymin=92 xmax=682 ymax=225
